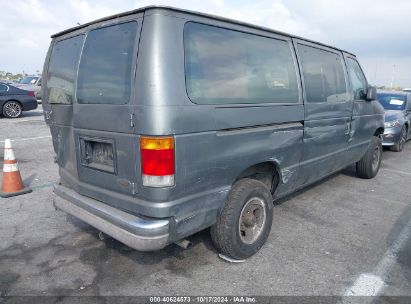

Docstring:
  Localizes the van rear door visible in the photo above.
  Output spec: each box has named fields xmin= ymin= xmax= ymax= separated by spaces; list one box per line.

xmin=43 ymin=34 xmax=85 ymax=182
xmin=73 ymin=20 xmax=142 ymax=199
xmin=45 ymin=16 xmax=143 ymax=206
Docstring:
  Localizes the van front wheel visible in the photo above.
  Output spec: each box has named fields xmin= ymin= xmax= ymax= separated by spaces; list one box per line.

xmin=210 ymin=178 xmax=273 ymax=259
xmin=356 ymin=136 xmax=382 ymax=179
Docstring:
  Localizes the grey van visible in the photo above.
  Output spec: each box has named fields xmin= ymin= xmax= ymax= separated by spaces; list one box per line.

xmin=42 ymin=6 xmax=384 ymax=259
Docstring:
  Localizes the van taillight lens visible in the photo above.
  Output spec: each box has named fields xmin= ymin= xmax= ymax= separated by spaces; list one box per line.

xmin=140 ymin=136 xmax=175 ymax=187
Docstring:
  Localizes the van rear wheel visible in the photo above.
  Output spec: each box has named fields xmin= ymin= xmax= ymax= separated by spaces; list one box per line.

xmin=356 ymin=136 xmax=382 ymax=179
xmin=210 ymin=178 xmax=273 ymax=259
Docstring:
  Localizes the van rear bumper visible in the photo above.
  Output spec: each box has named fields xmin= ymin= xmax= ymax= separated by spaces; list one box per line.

xmin=53 ymin=184 xmax=170 ymax=251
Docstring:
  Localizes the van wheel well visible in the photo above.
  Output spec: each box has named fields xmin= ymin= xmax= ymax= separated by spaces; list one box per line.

xmin=235 ymin=162 xmax=280 ymax=194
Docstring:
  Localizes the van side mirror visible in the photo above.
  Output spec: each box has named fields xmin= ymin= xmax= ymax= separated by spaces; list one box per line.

xmin=366 ymin=86 xmax=377 ymax=101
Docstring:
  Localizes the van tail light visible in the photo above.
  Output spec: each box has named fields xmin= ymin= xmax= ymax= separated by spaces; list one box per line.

xmin=27 ymin=91 xmax=35 ymax=97
xmin=140 ymin=136 xmax=175 ymax=187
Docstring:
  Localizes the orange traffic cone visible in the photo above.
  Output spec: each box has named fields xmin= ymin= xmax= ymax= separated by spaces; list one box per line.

xmin=0 ymin=139 xmax=32 ymax=198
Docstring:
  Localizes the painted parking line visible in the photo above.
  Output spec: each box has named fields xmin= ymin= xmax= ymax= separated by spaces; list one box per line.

xmin=31 ymin=182 xmax=55 ymax=190
xmin=0 ymin=136 xmax=51 ymax=143
xmin=343 ymin=215 xmax=411 ymax=300
xmin=381 ymin=167 xmax=411 ymax=177
xmin=12 ymin=119 xmax=44 ymax=123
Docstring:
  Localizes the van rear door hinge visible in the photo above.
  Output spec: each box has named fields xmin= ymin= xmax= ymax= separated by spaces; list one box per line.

xmin=130 ymin=113 xmax=135 ymax=128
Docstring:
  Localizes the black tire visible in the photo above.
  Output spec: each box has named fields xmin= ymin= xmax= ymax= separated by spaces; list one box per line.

xmin=391 ymin=126 xmax=407 ymax=152
xmin=356 ymin=136 xmax=382 ymax=179
xmin=3 ymin=101 xmax=22 ymax=118
xmin=210 ymin=178 xmax=273 ymax=259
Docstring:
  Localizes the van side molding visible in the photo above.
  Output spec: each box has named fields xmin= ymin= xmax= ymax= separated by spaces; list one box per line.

xmin=216 ymin=122 xmax=303 ymax=136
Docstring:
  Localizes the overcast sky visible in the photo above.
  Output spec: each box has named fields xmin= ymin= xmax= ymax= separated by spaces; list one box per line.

xmin=1 ymin=0 xmax=410 ymax=87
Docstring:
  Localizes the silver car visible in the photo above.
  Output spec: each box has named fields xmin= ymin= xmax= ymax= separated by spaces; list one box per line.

xmin=377 ymin=91 xmax=411 ymax=152
xmin=15 ymin=76 xmax=42 ymax=100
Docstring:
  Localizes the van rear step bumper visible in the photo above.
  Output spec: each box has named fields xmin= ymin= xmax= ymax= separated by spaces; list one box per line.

xmin=53 ymin=184 xmax=170 ymax=251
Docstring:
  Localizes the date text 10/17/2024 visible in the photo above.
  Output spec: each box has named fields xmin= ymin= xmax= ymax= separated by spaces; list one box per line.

xmin=149 ymin=296 xmax=257 ymax=303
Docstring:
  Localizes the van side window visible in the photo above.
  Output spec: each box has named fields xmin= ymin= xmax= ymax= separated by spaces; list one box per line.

xmin=346 ymin=57 xmax=368 ymax=100
xmin=47 ymin=35 xmax=84 ymax=104
xmin=77 ymin=22 xmax=137 ymax=105
xmin=297 ymin=44 xmax=348 ymax=103
xmin=184 ymin=22 xmax=299 ymax=104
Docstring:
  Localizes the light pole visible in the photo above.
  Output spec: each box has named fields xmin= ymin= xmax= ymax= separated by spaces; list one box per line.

xmin=390 ymin=64 xmax=396 ymax=89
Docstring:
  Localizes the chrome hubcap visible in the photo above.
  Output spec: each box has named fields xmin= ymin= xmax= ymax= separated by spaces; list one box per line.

xmin=372 ymin=145 xmax=380 ymax=171
xmin=239 ymin=197 xmax=266 ymax=244
xmin=4 ymin=102 xmax=21 ymax=118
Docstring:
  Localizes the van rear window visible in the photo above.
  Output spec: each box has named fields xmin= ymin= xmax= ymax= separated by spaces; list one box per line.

xmin=77 ymin=22 xmax=137 ymax=105
xmin=47 ymin=35 xmax=84 ymax=104
xmin=184 ymin=22 xmax=299 ymax=105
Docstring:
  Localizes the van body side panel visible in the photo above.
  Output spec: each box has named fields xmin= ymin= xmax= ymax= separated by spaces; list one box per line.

xmin=135 ymin=12 xmax=187 ymax=107
xmin=348 ymin=101 xmax=380 ymax=159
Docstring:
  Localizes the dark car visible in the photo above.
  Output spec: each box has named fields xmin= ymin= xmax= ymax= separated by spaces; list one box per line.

xmin=377 ymin=91 xmax=411 ymax=152
xmin=0 ymin=83 xmax=38 ymax=118
xmin=0 ymin=79 xmax=16 ymax=85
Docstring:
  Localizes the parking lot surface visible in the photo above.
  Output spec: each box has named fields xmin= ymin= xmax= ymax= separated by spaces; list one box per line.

xmin=0 ymin=106 xmax=410 ymax=298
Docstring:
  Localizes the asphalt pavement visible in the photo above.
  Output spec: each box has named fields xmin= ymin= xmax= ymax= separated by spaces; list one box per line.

xmin=0 ymin=105 xmax=410 ymax=299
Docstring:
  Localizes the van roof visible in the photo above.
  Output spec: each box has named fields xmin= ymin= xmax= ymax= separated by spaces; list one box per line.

xmin=51 ymin=5 xmax=355 ymax=56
